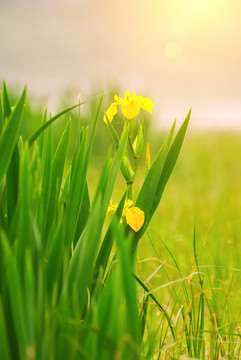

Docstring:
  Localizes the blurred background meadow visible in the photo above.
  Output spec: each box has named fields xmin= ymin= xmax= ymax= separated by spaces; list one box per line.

xmin=1 ymin=0 xmax=241 ymax=358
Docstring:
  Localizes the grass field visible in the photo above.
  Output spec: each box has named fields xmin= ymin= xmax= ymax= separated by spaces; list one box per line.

xmin=135 ymin=132 xmax=241 ymax=359
xmin=0 ymin=83 xmax=240 ymax=359
xmin=88 ymin=131 xmax=241 ymax=359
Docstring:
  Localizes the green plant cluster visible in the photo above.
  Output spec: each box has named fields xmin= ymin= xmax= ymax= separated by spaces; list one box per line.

xmin=0 ymin=81 xmax=192 ymax=359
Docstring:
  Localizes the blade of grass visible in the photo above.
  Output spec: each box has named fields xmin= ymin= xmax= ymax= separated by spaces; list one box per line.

xmin=38 ymin=107 xmax=47 ymax=157
xmin=6 ymin=144 xmax=19 ymax=228
xmin=64 ymin=127 xmax=88 ymax=249
xmin=197 ymin=293 xmax=205 ymax=359
xmin=132 ymin=110 xmax=191 ymax=254
xmin=2 ymin=80 xmax=11 ymax=120
xmin=92 ymin=147 xmax=112 ymax=206
xmin=91 ymin=191 xmax=127 ymax=295
xmin=46 ymin=120 xmax=70 ymax=235
xmin=114 ymin=220 xmax=140 ymax=346
xmin=140 ymin=294 xmax=150 ymax=341
xmin=0 ymin=87 xmax=26 ymax=184
xmin=149 ymin=109 xmax=191 ymax=220
xmin=28 ymin=100 xmax=88 ymax=146
xmin=73 ymin=181 xmax=90 ymax=246
xmin=40 ymin=126 xmax=53 ymax=245
xmin=61 ymin=197 xmax=102 ymax=317
xmin=45 ymin=211 xmax=66 ymax=296
xmin=133 ymin=273 xmax=176 ymax=343
xmin=1 ymin=230 xmax=27 ymax=358
xmin=0 ymin=90 xmax=3 ymax=133
xmin=15 ymin=146 xmax=32 ymax=275
xmin=100 ymin=127 xmax=128 ymax=216
xmin=0 ymin=297 xmax=11 ymax=360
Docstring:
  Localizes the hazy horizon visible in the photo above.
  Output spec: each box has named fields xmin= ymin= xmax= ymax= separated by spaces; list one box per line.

xmin=1 ymin=0 xmax=241 ymax=129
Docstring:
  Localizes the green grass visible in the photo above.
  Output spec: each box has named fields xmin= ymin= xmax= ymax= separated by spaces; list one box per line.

xmin=87 ymin=132 xmax=241 ymax=359
xmin=135 ymin=132 xmax=241 ymax=359
xmin=0 ymin=81 xmax=240 ymax=360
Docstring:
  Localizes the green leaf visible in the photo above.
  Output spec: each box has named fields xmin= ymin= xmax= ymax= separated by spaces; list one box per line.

xmin=46 ymin=120 xmax=70 ymax=235
xmin=70 ymin=94 xmax=103 ymax=246
xmin=38 ymin=107 xmax=48 ymax=157
xmin=0 ymin=91 xmax=3 ymax=134
xmin=0 ymin=87 xmax=26 ymax=185
xmin=0 ymin=297 xmax=11 ymax=360
xmin=133 ymin=273 xmax=176 ymax=342
xmin=52 ymin=119 xmax=71 ymax=188
xmin=58 ymin=165 xmax=72 ymax=210
xmin=61 ymin=197 xmax=102 ymax=317
xmin=132 ymin=109 xmax=191 ymax=253
xmin=91 ymin=191 xmax=127 ymax=296
xmin=140 ymin=295 xmax=149 ymax=341
xmin=87 ymin=92 xmax=104 ymax=155
xmin=101 ymin=127 xmax=128 ymax=217
xmin=2 ymin=80 xmax=11 ymax=120
xmin=149 ymin=109 xmax=191 ymax=219
xmin=197 ymin=293 xmax=205 ymax=358
xmin=28 ymin=100 xmax=88 ymax=146
xmin=96 ymin=266 xmax=122 ymax=357
xmin=135 ymin=120 xmax=176 ymax=218
xmin=114 ymin=220 xmax=140 ymax=345
xmin=64 ymin=128 xmax=88 ymax=249
xmin=40 ymin=126 xmax=53 ymax=243
xmin=1 ymin=230 xmax=27 ymax=357
xmin=6 ymin=144 xmax=19 ymax=228
xmin=130 ymin=120 xmax=176 ymax=252
xmin=92 ymin=147 xmax=112 ymax=206
xmin=45 ymin=213 xmax=66 ymax=296
xmin=24 ymin=250 xmax=35 ymax=345
xmin=73 ymin=181 xmax=90 ymax=246
xmin=106 ymin=118 xmax=120 ymax=150
xmin=15 ymin=146 xmax=32 ymax=275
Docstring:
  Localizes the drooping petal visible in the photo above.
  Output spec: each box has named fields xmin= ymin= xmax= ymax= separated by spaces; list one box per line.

xmin=103 ymin=102 xmax=118 ymax=124
xmin=125 ymin=207 xmax=145 ymax=232
xmin=136 ymin=96 xmax=153 ymax=114
xmin=122 ymin=199 xmax=134 ymax=217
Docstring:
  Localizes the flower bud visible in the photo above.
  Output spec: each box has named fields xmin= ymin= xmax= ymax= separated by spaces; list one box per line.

xmin=145 ymin=142 xmax=151 ymax=176
xmin=121 ymin=153 xmax=135 ymax=183
xmin=133 ymin=120 xmax=144 ymax=158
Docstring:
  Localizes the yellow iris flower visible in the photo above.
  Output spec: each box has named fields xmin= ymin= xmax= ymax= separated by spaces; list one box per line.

xmin=107 ymin=199 xmax=145 ymax=232
xmin=104 ymin=91 xmax=153 ymax=123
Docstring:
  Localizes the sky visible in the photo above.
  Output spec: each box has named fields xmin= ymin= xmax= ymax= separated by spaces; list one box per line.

xmin=1 ymin=0 xmax=241 ymax=129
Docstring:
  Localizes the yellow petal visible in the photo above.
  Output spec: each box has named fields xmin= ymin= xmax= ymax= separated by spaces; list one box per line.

xmin=103 ymin=102 xmax=118 ymax=124
xmin=121 ymin=92 xmax=140 ymax=119
xmin=136 ymin=96 xmax=153 ymax=114
xmin=125 ymin=207 xmax=145 ymax=232
xmin=124 ymin=91 xmax=131 ymax=100
xmin=114 ymin=94 xmax=123 ymax=102
xmin=122 ymin=199 xmax=134 ymax=217
xmin=124 ymin=199 xmax=133 ymax=208
xmin=107 ymin=200 xmax=118 ymax=214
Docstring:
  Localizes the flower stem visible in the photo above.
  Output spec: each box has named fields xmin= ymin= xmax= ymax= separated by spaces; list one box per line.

xmin=127 ymin=182 xmax=133 ymax=199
